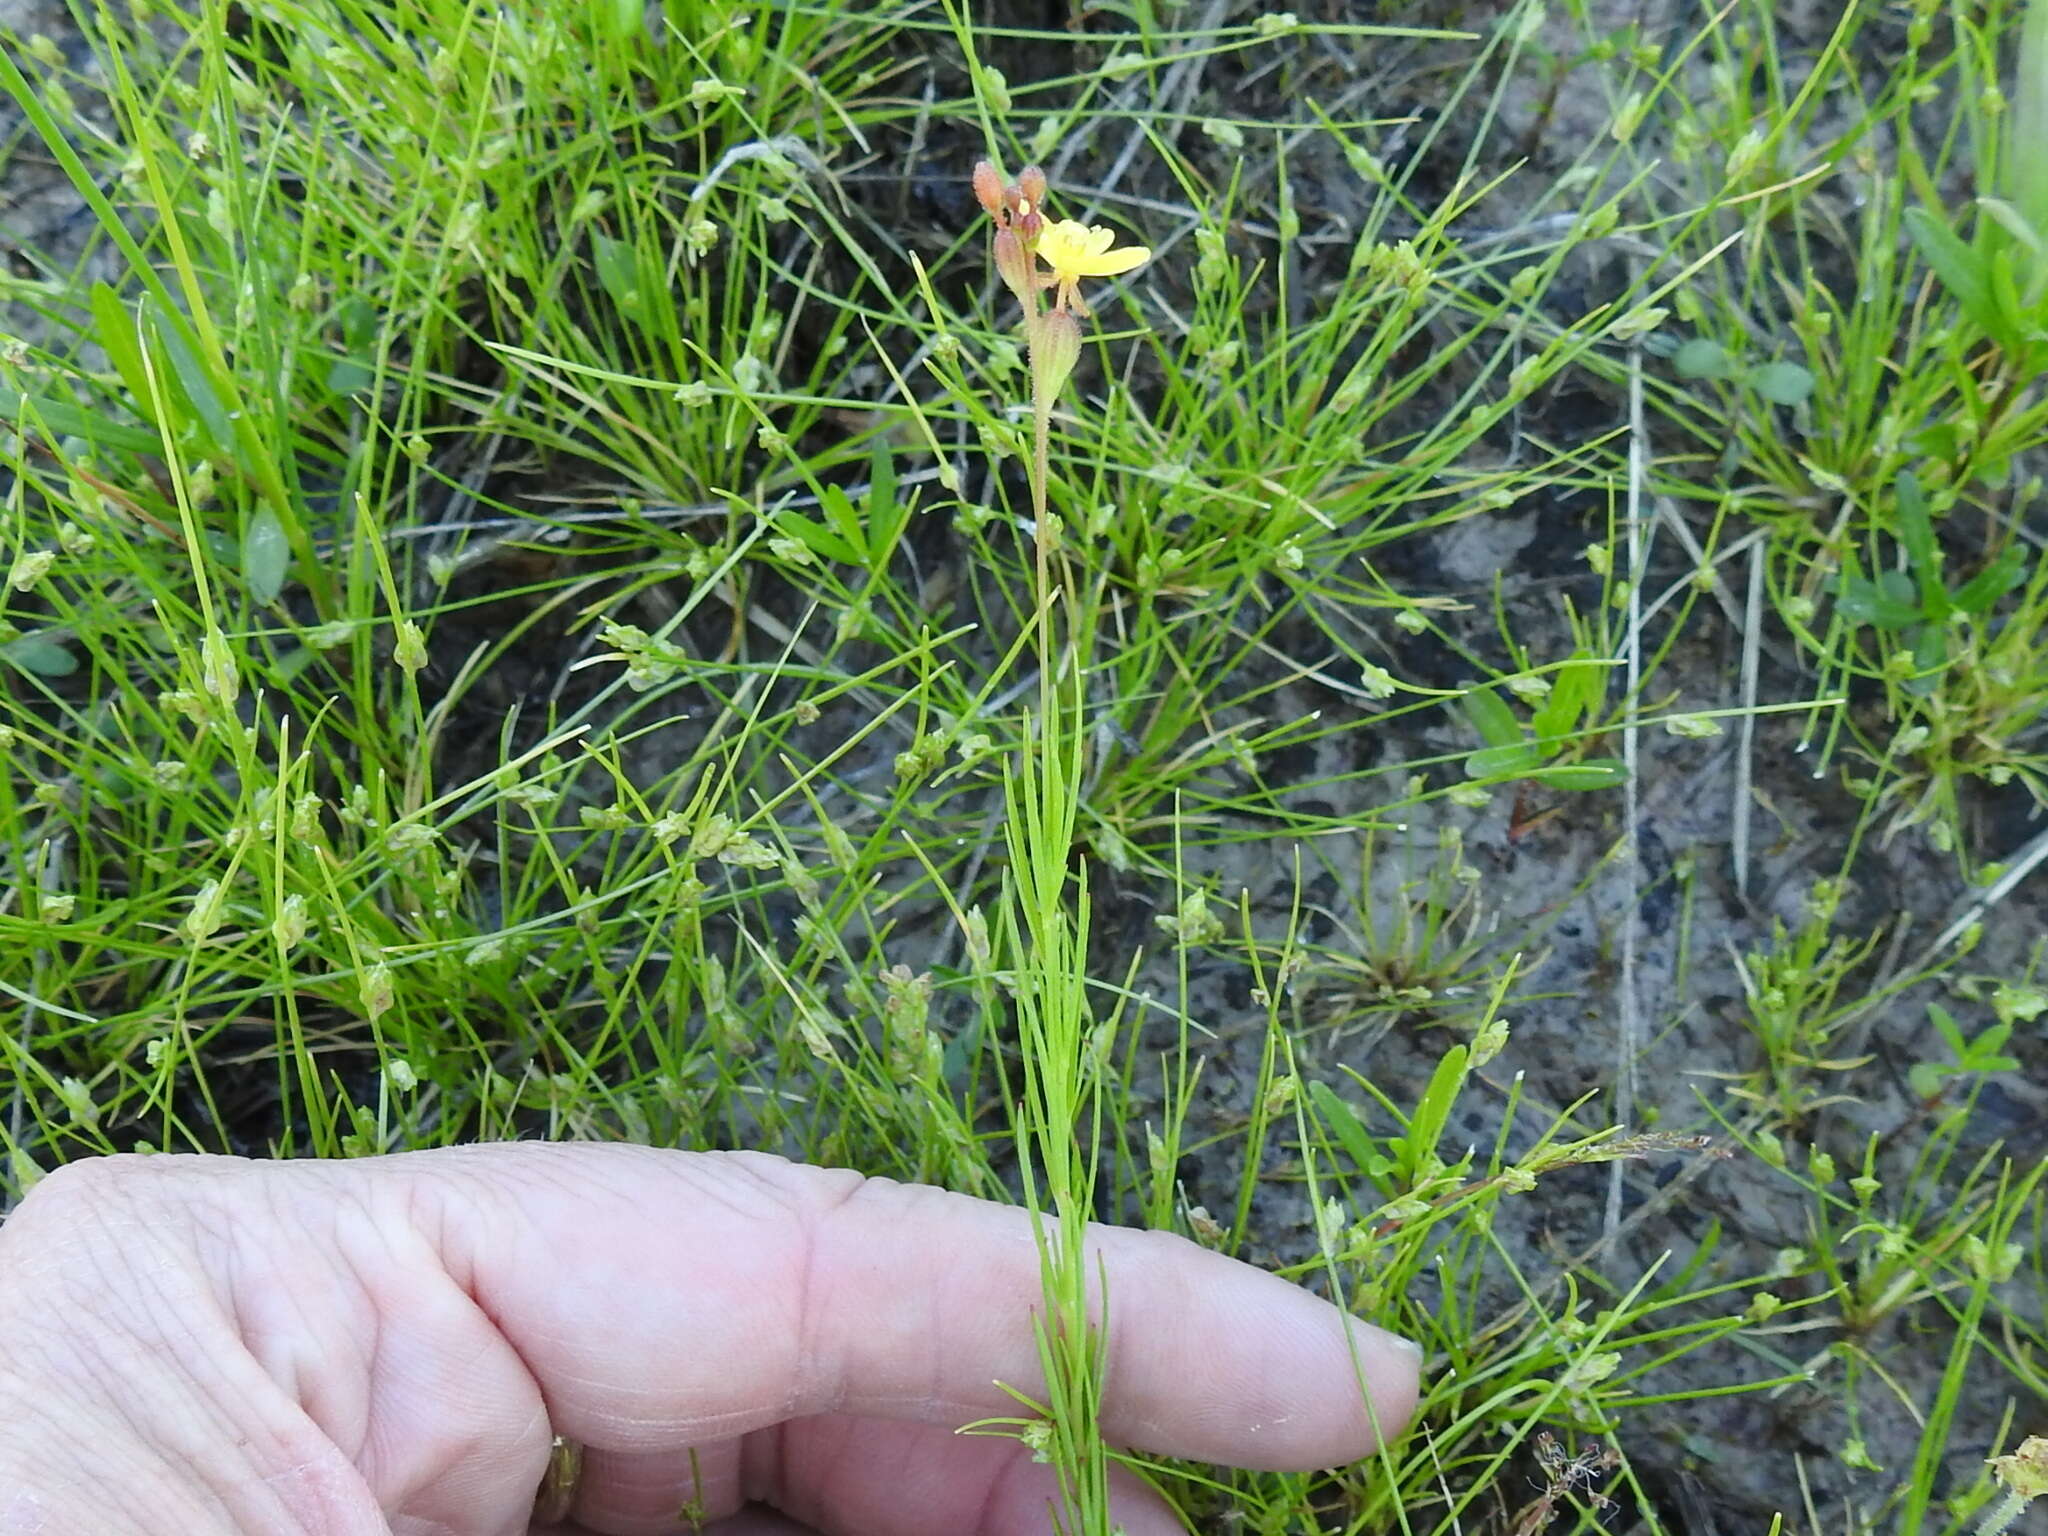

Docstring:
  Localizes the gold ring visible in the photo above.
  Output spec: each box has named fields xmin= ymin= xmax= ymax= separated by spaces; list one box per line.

xmin=533 ymin=1433 xmax=584 ymax=1524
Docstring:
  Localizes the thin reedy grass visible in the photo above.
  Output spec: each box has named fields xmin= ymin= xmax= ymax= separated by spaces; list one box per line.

xmin=1 ymin=0 xmax=2044 ymax=1531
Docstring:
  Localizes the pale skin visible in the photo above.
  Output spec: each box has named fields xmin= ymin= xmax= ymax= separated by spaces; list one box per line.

xmin=0 ymin=1143 xmax=1421 ymax=1536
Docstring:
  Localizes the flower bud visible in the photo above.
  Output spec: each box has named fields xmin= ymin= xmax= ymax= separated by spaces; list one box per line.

xmin=1017 ymin=164 xmax=1047 ymax=213
xmin=993 ymin=226 xmax=1034 ymax=308
xmin=972 ymin=159 xmax=1005 ymax=219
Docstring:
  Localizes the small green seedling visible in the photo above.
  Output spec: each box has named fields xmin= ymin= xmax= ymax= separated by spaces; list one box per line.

xmin=1835 ymin=471 xmax=2026 ymax=695
xmin=770 ymin=447 xmax=913 ymax=574
xmin=1906 ymin=1002 xmax=2021 ymax=1101
xmin=1663 ymin=333 xmax=1816 ymax=407
xmin=1311 ymin=1045 xmax=1476 ymax=1196
xmin=1461 ymin=653 xmax=1626 ymax=791
xmin=1901 ymin=0 xmax=2048 ymax=366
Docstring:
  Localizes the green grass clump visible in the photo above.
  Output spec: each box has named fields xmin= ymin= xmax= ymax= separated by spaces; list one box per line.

xmin=2 ymin=0 xmax=2045 ymax=1531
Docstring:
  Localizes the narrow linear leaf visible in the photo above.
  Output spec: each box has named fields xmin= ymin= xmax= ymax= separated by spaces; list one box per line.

xmin=1903 ymin=205 xmax=2003 ymax=338
xmin=1951 ymin=547 xmax=2027 ymax=615
xmin=1892 ymin=472 xmax=1947 ymax=619
xmin=0 ymin=386 xmax=166 ymax=455
xmin=1308 ymin=1080 xmax=1381 ymax=1173
xmin=1398 ymin=1044 xmax=1470 ymax=1177
xmin=817 ymin=484 xmax=865 ymax=555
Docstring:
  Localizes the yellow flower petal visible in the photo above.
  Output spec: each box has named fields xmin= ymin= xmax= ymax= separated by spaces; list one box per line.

xmin=1038 ymin=218 xmax=1149 ymax=281
xmin=1085 ymin=243 xmax=1149 ymax=275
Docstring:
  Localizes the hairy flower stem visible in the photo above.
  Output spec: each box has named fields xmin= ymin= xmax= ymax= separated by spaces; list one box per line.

xmin=1032 ymin=390 xmax=1053 ymax=562
xmin=1018 ymin=286 xmax=1058 ymax=708
xmin=1021 ymin=286 xmax=1081 ymax=717
xmin=1977 ymin=1437 xmax=2048 ymax=1536
xmin=1975 ymin=1489 xmax=2029 ymax=1536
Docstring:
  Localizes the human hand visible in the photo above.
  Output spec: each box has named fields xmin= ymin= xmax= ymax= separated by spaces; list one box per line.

xmin=0 ymin=1143 xmax=1419 ymax=1535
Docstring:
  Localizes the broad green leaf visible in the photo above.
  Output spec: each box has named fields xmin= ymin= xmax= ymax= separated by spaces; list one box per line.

xmin=326 ymin=296 xmax=378 ymax=396
xmin=1926 ymin=1003 xmax=1965 ymax=1051
xmin=272 ymin=643 xmax=319 ymax=683
xmin=1465 ymin=742 xmax=1542 ymax=780
xmin=592 ymin=232 xmax=643 ymax=318
xmin=1530 ymin=653 xmax=1603 ymax=743
xmin=89 ymin=283 xmax=155 ymax=425
xmin=1978 ymin=197 xmax=2046 ymax=261
xmin=145 ymin=295 xmax=233 ymax=452
xmin=2012 ymin=0 xmax=2048 ymax=238
xmin=0 ymin=635 xmax=78 ymax=676
xmin=1746 ymin=360 xmax=1814 ymax=406
xmin=865 ymin=443 xmax=908 ymax=567
xmin=1527 ymin=759 xmax=1626 ymax=791
xmin=1909 ymin=420 xmax=1963 ymax=463
xmin=1671 ymin=337 xmax=1734 ymax=380
xmin=602 ymin=0 xmax=644 ymax=42
xmin=1837 ymin=571 xmax=1923 ymax=630
xmin=868 ymin=439 xmax=897 ymax=518
xmin=1462 ymin=687 xmax=1524 ymax=751
xmin=242 ymin=505 xmax=291 ymax=604
xmin=771 ymin=510 xmax=860 ymax=566
xmin=1905 ymin=623 xmax=1948 ymax=696
xmin=326 ymin=354 xmax=375 ymax=397
xmin=339 ymin=295 xmax=378 ymax=349
xmin=1985 ymin=241 xmax=2037 ymax=351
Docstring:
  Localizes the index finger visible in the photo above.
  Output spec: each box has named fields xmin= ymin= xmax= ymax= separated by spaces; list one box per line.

xmin=397 ymin=1142 xmax=1419 ymax=1469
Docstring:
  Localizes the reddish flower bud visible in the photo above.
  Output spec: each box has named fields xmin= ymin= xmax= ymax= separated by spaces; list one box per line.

xmin=972 ymin=160 xmax=1006 ymax=220
xmin=992 ymin=226 xmax=1034 ymax=308
xmin=1017 ymin=164 xmax=1048 ymax=211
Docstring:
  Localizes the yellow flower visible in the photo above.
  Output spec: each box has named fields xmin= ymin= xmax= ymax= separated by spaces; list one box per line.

xmin=1034 ymin=218 xmax=1149 ymax=315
